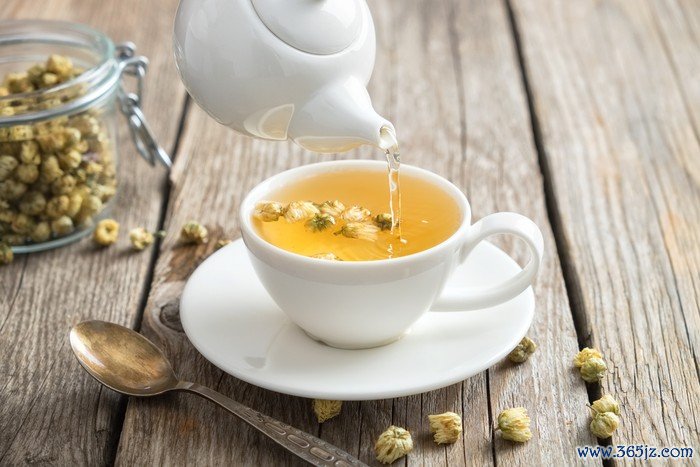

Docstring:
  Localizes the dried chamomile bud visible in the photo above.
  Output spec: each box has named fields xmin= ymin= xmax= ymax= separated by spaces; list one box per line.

xmin=507 ymin=336 xmax=537 ymax=363
xmin=215 ymin=239 xmax=231 ymax=250
xmin=11 ymin=213 xmax=35 ymax=235
xmin=46 ymin=54 xmax=73 ymax=78
xmin=15 ymin=164 xmax=39 ymax=184
xmin=93 ymin=218 xmax=119 ymax=246
xmin=311 ymin=252 xmax=341 ymax=261
xmin=0 ymin=242 xmax=13 ymax=265
xmin=334 ymin=222 xmax=380 ymax=242
xmin=374 ymin=213 xmax=393 ymax=231
xmin=580 ymin=357 xmax=607 ymax=383
xmin=51 ymin=174 xmax=76 ymax=195
xmin=305 ymin=213 xmax=336 ymax=232
xmin=180 ymin=220 xmax=208 ymax=244
xmin=66 ymin=192 xmax=83 ymax=217
xmin=497 ymin=407 xmax=532 ymax=443
xmin=0 ymin=155 xmax=18 ymax=181
xmin=375 ymin=426 xmax=413 ymax=465
xmin=75 ymin=195 xmax=102 ymax=223
xmin=51 ymin=215 xmax=74 ymax=237
xmin=8 ymin=125 xmax=34 ymax=142
xmin=45 ymin=195 xmax=69 ymax=219
xmin=30 ymin=221 xmax=51 ymax=243
xmin=129 ymin=227 xmax=154 ymax=251
xmin=284 ymin=201 xmax=319 ymax=223
xmin=573 ymin=347 xmax=603 ymax=368
xmin=428 ymin=412 xmax=462 ymax=445
xmin=39 ymin=156 xmax=63 ymax=183
xmin=341 ymin=205 xmax=371 ymax=222
xmin=18 ymin=192 xmax=45 ymax=216
xmin=591 ymin=394 xmax=620 ymax=416
xmin=317 ymin=200 xmax=345 ymax=217
xmin=254 ymin=201 xmax=284 ymax=222
xmin=58 ymin=149 xmax=82 ymax=170
xmin=0 ymin=179 xmax=27 ymax=200
xmin=590 ymin=411 xmax=620 ymax=439
xmin=312 ymin=399 xmax=342 ymax=423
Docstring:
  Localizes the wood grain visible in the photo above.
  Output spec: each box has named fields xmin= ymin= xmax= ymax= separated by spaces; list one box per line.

xmin=0 ymin=1 xmax=184 ymax=464
xmin=116 ymin=0 xmax=589 ymax=465
xmin=510 ymin=0 xmax=700 ymax=449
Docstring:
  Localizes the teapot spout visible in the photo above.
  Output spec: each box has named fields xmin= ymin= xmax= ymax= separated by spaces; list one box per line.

xmin=288 ymin=78 xmax=396 ymax=153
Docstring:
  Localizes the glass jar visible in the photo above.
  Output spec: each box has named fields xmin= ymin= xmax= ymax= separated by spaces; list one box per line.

xmin=0 ymin=20 xmax=170 ymax=253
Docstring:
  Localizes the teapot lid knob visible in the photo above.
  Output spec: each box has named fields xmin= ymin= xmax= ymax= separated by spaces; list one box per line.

xmin=251 ymin=0 xmax=364 ymax=55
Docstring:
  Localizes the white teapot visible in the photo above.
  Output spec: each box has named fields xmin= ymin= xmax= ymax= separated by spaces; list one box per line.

xmin=174 ymin=0 xmax=396 ymax=153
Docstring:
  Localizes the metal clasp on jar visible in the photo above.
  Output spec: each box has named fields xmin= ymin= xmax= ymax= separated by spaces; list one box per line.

xmin=115 ymin=42 xmax=172 ymax=169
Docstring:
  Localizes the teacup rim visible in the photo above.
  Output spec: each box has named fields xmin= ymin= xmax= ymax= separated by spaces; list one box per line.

xmin=239 ymin=160 xmax=472 ymax=267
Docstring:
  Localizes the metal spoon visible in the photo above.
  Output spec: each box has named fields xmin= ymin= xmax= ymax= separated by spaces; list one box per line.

xmin=70 ymin=320 xmax=366 ymax=467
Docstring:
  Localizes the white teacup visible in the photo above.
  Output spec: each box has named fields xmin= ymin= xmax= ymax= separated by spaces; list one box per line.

xmin=239 ymin=160 xmax=544 ymax=349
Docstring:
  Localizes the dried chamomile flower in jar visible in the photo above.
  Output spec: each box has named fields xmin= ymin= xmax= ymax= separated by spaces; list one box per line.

xmin=573 ymin=347 xmax=603 ymax=368
xmin=428 ymin=412 xmax=462 ymax=445
xmin=311 ymin=252 xmax=341 ymax=261
xmin=30 ymin=221 xmax=51 ymax=243
xmin=375 ymin=426 xmax=413 ymax=465
xmin=590 ymin=411 xmax=620 ymax=439
xmin=129 ymin=227 xmax=154 ymax=251
xmin=284 ymin=201 xmax=319 ymax=223
xmin=93 ymin=218 xmax=119 ymax=246
xmin=496 ymin=407 xmax=532 ymax=443
xmin=305 ymin=213 xmax=336 ymax=232
xmin=0 ymin=242 xmax=13 ymax=265
xmin=312 ymin=399 xmax=342 ymax=423
xmin=374 ymin=213 xmax=394 ymax=231
xmin=51 ymin=215 xmax=74 ymax=237
xmin=334 ymin=222 xmax=380 ymax=242
xmin=254 ymin=201 xmax=284 ymax=222
xmin=507 ymin=336 xmax=537 ymax=363
xmin=180 ymin=220 xmax=208 ymax=244
xmin=317 ymin=200 xmax=345 ymax=217
xmin=0 ymin=155 xmax=18 ymax=181
xmin=591 ymin=394 xmax=620 ymax=416
xmin=580 ymin=357 xmax=607 ymax=383
xmin=341 ymin=205 xmax=371 ymax=222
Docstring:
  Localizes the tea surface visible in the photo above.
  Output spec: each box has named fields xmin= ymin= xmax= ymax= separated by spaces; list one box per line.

xmin=252 ymin=169 xmax=462 ymax=261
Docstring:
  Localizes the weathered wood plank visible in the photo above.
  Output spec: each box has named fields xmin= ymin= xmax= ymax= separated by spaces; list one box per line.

xmin=511 ymin=0 xmax=700 ymax=449
xmin=117 ymin=0 xmax=589 ymax=465
xmin=0 ymin=0 xmax=184 ymax=464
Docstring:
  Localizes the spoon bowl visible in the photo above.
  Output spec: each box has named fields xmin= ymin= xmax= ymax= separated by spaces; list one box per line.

xmin=69 ymin=320 xmax=366 ymax=466
xmin=70 ymin=320 xmax=178 ymax=396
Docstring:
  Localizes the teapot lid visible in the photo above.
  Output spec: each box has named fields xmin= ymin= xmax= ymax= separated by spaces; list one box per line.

xmin=251 ymin=0 xmax=364 ymax=55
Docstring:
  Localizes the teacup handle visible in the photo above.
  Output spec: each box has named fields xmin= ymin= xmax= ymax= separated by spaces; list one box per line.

xmin=431 ymin=212 xmax=544 ymax=311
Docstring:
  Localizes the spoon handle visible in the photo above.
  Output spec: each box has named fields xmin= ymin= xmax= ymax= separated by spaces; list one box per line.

xmin=176 ymin=381 xmax=368 ymax=467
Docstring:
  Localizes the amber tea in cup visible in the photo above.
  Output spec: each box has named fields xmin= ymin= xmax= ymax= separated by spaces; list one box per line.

xmin=252 ymin=169 xmax=462 ymax=261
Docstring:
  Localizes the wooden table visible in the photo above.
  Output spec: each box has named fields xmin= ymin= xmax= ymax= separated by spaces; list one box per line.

xmin=2 ymin=0 xmax=699 ymax=465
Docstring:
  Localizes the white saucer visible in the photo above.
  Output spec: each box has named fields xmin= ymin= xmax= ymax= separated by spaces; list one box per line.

xmin=180 ymin=239 xmax=534 ymax=400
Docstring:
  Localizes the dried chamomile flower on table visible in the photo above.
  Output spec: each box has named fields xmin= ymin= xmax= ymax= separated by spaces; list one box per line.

xmin=129 ymin=227 xmax=154 ymax=251
xmin=580 ymin=357 xmax=607 ymax=383
xmin=180 ymin=221 xmax=208 ymax=245
xmin=341 ymin=205 xmax=371 ymax=222
xmin=590 ymin=411 xmax=620 ymax=439
xmin=375 ymin=426 xmax=413 ymax=465
xmin=573 ymin=347 xmax=603 ymax=367
xmin=215 ymin=239 xmax=231 ymax=250
xmin=496 ymin=407 xmax=532 ymax=443
xmin=507 ymin=336 xmax=537 ymax=363
xmin=305 ymin=213 xmax=335 ymax=232
xmin=317 ymin=200 xmax=345 ymax=217
xmin=0 ymin=242 xmax=13 ymax=265
xmin=254 ymin=201 xmax=284 ymax=222
xmin=311 ymin=252 xmax=341 ymax=261
xmin=283 ymin=201 xmax=319 ymax=223
xmin=591 ymin=394 xmax=620 ymax=415
xmin=574 ymin=347 xmax=607 ymax=382
xmin=93 ymin=218 xmax=119 ymax=246
xmin=312 ymin=399 xmax=342 ymax=423
xmin=334 ymin=222 xmax=380 ymax=242
xmin=428 ymin=412 xmax=462 ymax=444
